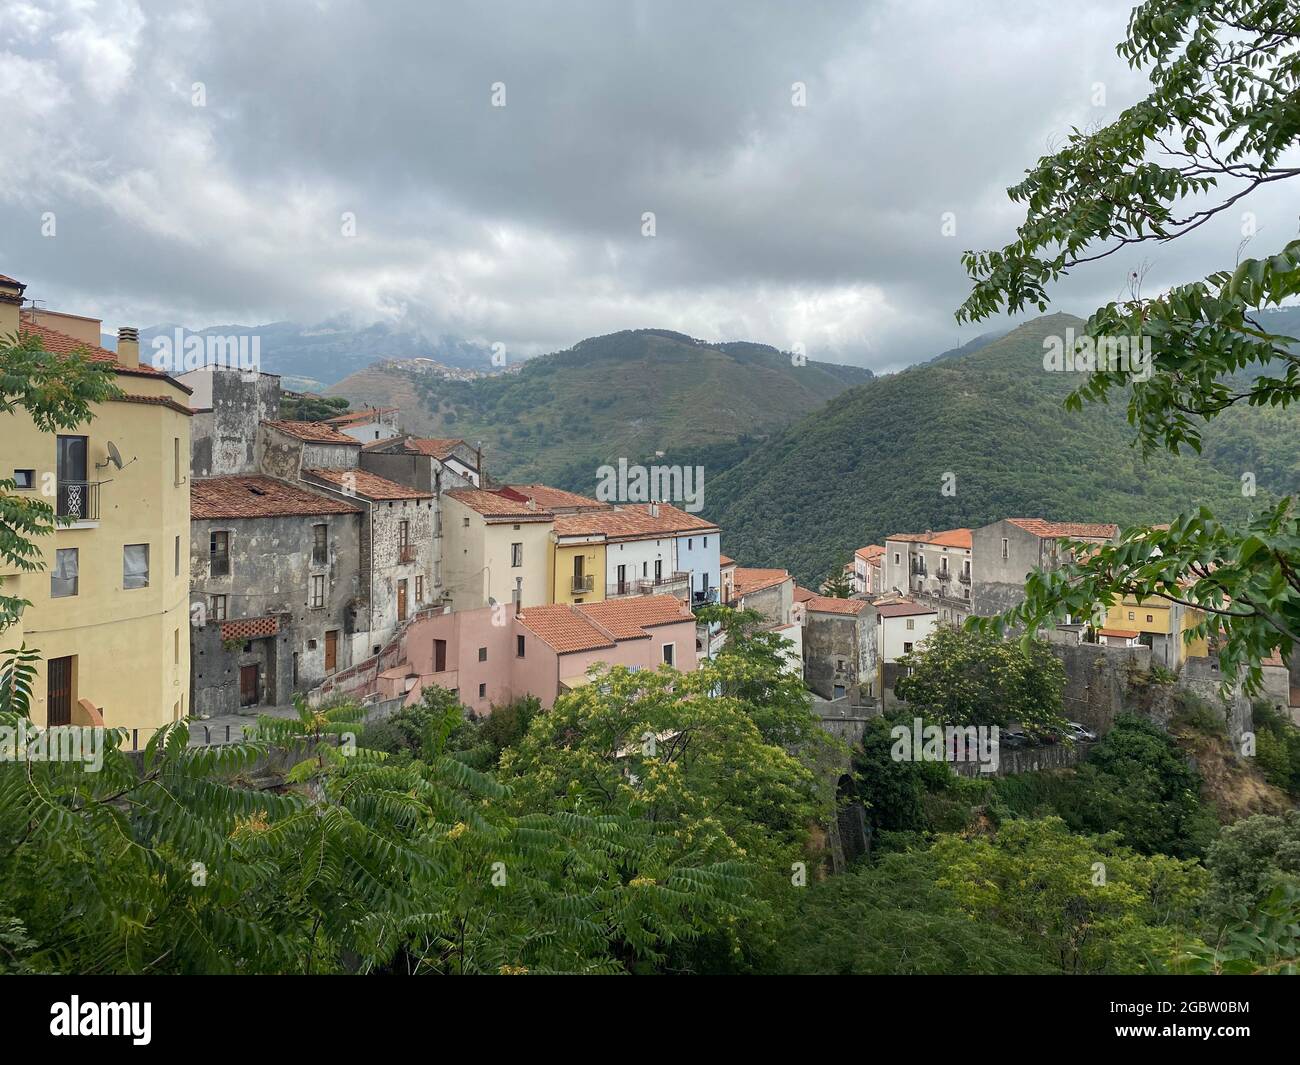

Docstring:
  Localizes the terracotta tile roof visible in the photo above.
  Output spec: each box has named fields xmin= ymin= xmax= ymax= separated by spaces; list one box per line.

xmin=0 ymin=273 xmax=22 ymax=286
xmin=577 ymin=595 xmax=694 ymax=639
xmin=876 ymin=601 xmax=938 ymax=619
xmin=554 ymin=503 xmax=718 ymax=540
xmin=20 ymin=317 xmax=193 ymax=392
xmin=1007 ymin=518 xmax=1119 ymax=540
xmin=323 ymin=407 xmax=397 ymax=427
xmin=807 ymin=595 xmax=869 ymax=615
xmin=262 ymin=419 xmax=361 ymax=446
xmin=1098 ymin=627 xmax=1140 ymax=639
xmin=793 ymin=585 xmax=817 ymax=603
xmin=518 ymin=596 xmax=693 ymax=654
xmin=517 ymin=604 xmax=615 ymax=654
xmin=220 ymin=615 xmax=280 ymax=641
xmin=445 ymin=487 xmax=553 ymax=522
xmin=887 ymin=528 xmax=973 ymax=549
xmin=504 ymin=484 xmax=607 ymax=511
xmin=731 ymin=567 xmax=791 ymax=598
xmin=855 ymin=544 xmax=885 ymax=562
xmin=368 ymin=436 xmax=471 ymax=460
xmin=1260 ymin=651 xmax=1285 ymax=668
xmin=304 ymin=467 xmax=432 ymax=501
xmin=719 ymin=555 xmax=736 ymax=567
xmin=191 ymin=476 xmax=363 ymax=519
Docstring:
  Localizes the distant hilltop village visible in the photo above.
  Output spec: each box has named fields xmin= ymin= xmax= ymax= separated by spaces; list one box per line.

xmin=377 ymin=356 xmax=522 ymax=380
xmin=1 ymin=270 xmax=1294 ymax=755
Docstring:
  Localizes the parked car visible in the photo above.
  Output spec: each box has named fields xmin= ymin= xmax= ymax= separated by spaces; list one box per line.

xmin=999 ymin=727 xmax=1030 ymax=750
xmin=1063 ymin=721 xmax=1097 ymax=741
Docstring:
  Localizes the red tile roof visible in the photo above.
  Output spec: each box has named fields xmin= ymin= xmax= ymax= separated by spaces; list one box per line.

xmin=112 ymin=393 xmax=194 ymax=417
xmin=304 ymin=467 xmax=432 ymax=501
xmin=578 ymin=595 xmax=693 ymax=640
xmin=262 ymin=419 xmax=361 ymax=445
xmin=1098 ymin=627 xmax=1140 ymax=639
xmin=855 ymin=544 xmax=885 ymax=562
xmin=0 ymin=273 xmax=22 ymax=286
xmin=1007 ymin=518 xmax=1119 ymax=540
xmin=20 ymin=317 xmax=192 ymax=392
xmin=518 ymin=595 xmax=693 ymax=654
xmin=503 ymin=484 xmax=607 ymax=511
xmin=517 ymin=605 xmax=615 ymax=654
xmin=731 ymin=567 xmax=791 ymax=598
xmin=888 ymin=528 xmax=973 ymax=549
xmin=323 ymin=407 xmax=397 ymax=427
xmin=191 ymin=476 xmax=363 ymax=519
xmin=807 ymin=595 xmax=869 ymax=615
xmin=793 ymin=585 xmax=817 ymax=603
xmin=554 ymin=503 xmax=717 ymax=540
xmin=719 ymin=555 xmax=736 ymax=567
xmin=366 ymin=436 xmax=470 ymax=460
xmin=445 ymin=487 xmax=553 ymax=521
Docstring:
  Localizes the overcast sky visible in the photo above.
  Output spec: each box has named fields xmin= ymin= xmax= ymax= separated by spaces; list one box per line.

xmin=1 ymin=0 xmax=1295 ymax=371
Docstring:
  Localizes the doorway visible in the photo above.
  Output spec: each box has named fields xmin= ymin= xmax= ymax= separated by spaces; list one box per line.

xmin=239 ymin=664 xmax=260 ymax=707
xmin=47 ymin=655 xmax=73 ymax=726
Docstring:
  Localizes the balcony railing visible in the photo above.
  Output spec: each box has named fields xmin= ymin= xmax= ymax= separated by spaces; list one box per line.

xmin=607 ymin=572 xmax=691 ymax=598
xmin=958 ymin=571 xmax=971 ymax=584
xmin=57 ymin=480 xmax=101 ymax=521
xmin=571 ymin=574 xmax=595 ymax=593
xmin=398 ymin=544 xmax=417 ymax=564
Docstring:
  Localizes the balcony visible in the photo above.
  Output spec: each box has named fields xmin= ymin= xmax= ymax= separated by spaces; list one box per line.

xmin=398 ymin=544 xmax=417 ymax=564
xmin=210 ymin=555 xmax=231 ymax=577
xmin=958 ymin=571 xmax=972 ymax=584
xmin=57 ymin=480 xmax=101 ymax=522
xmin=607 ymin=572 xmax=691 ymax=598
xmin=571 ymin=574 xmax=595 ymax=594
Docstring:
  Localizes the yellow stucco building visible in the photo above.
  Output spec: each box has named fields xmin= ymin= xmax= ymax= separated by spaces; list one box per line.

xmin=1 ymin=274 xmax=192 ymax=733
xmin=552 ymin=532 xmax=605 ymax=605
xmin=1101 ymin=594 xmax=1209 ymax=669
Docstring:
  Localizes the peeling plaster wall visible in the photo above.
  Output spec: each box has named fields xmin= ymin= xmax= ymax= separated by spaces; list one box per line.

xmin=186 ymin=370 xmax=281 ymax=477
xmin=189 ymin=512 xmax=364 ymax=716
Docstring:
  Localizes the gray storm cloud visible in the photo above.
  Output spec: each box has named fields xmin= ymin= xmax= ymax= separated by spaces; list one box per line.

xmin=0 ymin=0 xmax=1293 ymax=369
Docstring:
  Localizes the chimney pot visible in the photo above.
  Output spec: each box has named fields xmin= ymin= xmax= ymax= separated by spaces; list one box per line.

xmin=117 ymin=325 xmax=140 ymax=369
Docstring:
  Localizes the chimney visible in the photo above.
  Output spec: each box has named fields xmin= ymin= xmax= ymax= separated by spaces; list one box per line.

xmin=514 ymin=576 xmax=523 ymax=616
xmin=117 ymin=326 xmax=140 ymax=369
xmin=649 ymin=502 xmax=659 ymax=518
xmin=0 ymin=274 xmax=26 ymax=335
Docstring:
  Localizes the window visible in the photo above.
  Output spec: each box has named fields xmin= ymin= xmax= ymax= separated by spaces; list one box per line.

xmin=906 ymin=618 xmax=915 ymax=630
xmin=478 ymin=683 xmax=486 ymax=698
xmin=208 ymin=594 xmax=227 ymax=621
xmin=416 ymin=575 xmax=424 ymax=601
xmin=123 ymin=544 xmax=150 ymax=589
xmin=1127 ymin=611 xmax=1135 ymax=620
xmin=173 ymin=437 xmax=182 ymax=484
xmin=516 ymin=634 xmax=526 ymax=658
xmin=662 ymin=643 xmax=675 ymax=667
xmin=174 ymin=628 xmax=180 ymax=665
xmin=1001 ymin=537 xmax=1009 ymax=559
xmin=210 ymin=531 xmax=230 ymax=576
xmin=175 ymin=535 xmax=181 ymax=577
xmin=13 ymin=469 xmax=34 ymax=489
xmin=687 ymin=538 xmax=693 ymax=550
xmin=463 ymin=516 xmax=470 ymax=527
xmin=1146 ymin=614 xmax=1153 ymax=623
xmin=511 ymin=542 xmax=523 ymax=567
xmin=398 ymin=520 xmax=409 ymax=547
xmin=478 ymin=647 xmax=487 ymax=662
xmin=310 ymin=574 xmax=326 ymax=609
xmin=903 ymin=642 xmax=914 ymax=654
xmin=312 ymin=524 xmax=328 ymax=565
xmin=894 ymin=553 xmax=900 ymax=565
xmin=50 ymin=548 xmax=78 ymax=598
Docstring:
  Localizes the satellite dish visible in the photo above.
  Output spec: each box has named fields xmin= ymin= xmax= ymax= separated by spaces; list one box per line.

xmin=106 ymin=441 xmax=124 ymax=470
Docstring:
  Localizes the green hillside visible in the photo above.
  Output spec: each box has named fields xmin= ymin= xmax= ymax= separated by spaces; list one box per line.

xmin=401 ymin=329 xmax=872 ymax=486
xmin=702 ymin=313 xmax=1293 ymax=585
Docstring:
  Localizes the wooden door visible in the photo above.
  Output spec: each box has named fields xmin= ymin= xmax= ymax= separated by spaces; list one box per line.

xmin=397 ymin=579 xmax=408 ymax=622
xmin=325 ymin=630 xmax=338 ymax=673
xmin=239 ymin=664 xmax=259 ymax=707
xmin=47 ymin=656 xmax=73 ymax=726
xmin=434 ymin=639 xmax=447 ymax=673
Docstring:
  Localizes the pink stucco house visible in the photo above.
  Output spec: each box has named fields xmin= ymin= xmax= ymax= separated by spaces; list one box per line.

xmin=374 ymin=594 xmax=699 ymax=715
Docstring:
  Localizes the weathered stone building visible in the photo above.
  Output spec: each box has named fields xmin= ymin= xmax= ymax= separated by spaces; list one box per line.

xmin=971 ymin=518 xmax=1118 ymax=617
xmin=802 ymin=595 xmax=872 ymax=702
xmin=189 ymin=475 xmax=364 ymax=715
xmin=179 ymin=366 xmax=282 ymax=477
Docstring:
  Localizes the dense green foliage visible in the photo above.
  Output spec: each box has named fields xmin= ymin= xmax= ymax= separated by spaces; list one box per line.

xmin=894 ymin=625 xmax=1068 ymax=732
xmin=278 ymin=394 xmax=350 ymax=421
xmin=406 ymin=328 xmax=871 ymax=490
